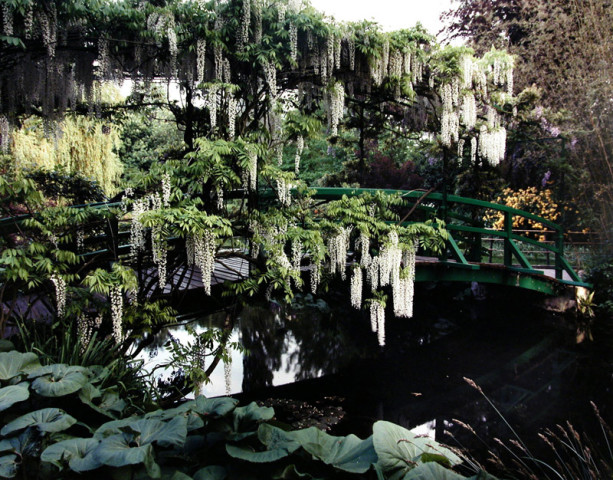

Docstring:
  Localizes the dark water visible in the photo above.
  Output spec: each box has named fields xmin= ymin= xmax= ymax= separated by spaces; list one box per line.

xmin=141 ymin=284 xmax=613 ymax=471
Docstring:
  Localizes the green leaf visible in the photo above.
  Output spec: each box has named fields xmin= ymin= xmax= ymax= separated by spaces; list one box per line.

xmin=30 ymin=364 xmax=90 ymax=397
xmin=0 ymin=352 xmax=40 ymax=380
xmin=190 ymin=396 xmax=238 ymax=417
xmin=0 ymin=384 xmax=29 ymax=412
xmin=41 ymin=438 xmax=102 ymax=472
xmin=129 ymin=417 xmax=188 ymax=448
xmin=0 ymin=454 xmax=18 ymax=478
xmin=232 ymin=402 xmax=275 ymax=432
xmin=0 ymin=340 xmax=15 ymax=352
xmin=226 ymin=443 xmax=296 ymax=463
xmin=1 ymin=408 xmax=77 ymax=436
xmin=401 ymin=462 xmax=467 ymax=480
xmin=93 ymin=433 xmax=161 ymax=478
xmin=373 ymin=422 xmax=462 ymax=480
xmin=290 ymin=427 xmax=377 ymax=474
xmin=193 ymin=465 xmax=227 ymax=480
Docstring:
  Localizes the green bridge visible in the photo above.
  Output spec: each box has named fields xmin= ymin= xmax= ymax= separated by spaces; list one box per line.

xmin=0 ymin=188 xmax=591 ymax=306
xmin=308 ymin=188 xmax=590 ymax=296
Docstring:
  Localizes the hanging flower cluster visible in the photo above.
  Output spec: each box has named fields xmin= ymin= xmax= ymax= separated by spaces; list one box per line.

xmin=289 ymin=23 xmax=298 ymax=62
xmin=227 ymin=93 xmax=237 ymax=140
xmin=2 ymin=4 xmax=13 ymax=36
xmin=277 ymin=4 xmax=287 ymax=23
xmin=206 ymin=84 xmax=219 ymax=131
xmin=294 ymin=135 xmax=303 ymax=174
xmin=310 ymin=244 xmax=322 ymax=294
xmin=393 ymin=241 xmax=417 ymax=318
xmin=356 ymin=232 xmax=371 ymax=267
xmin=237 ymin=0 xmax=251 ymax=52
xmin=461 ymin=93 xmax=477 ymax=130
xmin=478 ymin=125 xmax=507 ymax=166
xmin=330 ymin=82 xmax=344 ymax=136
xmin=350 ymin=267 xmax=363 ymax=309
xmin=216 ymin=184 xmax=224 ymax=210
xmin=347 ymin=37 xmax=356 ymax=70
xmin=253 ymin=0 xmax=262 ymax=44
xmin=264 ymin=61 xmax=277 ymax=98
xmin=370 ymin=300 xmax=385 ymax=346
xmin=110 ymin=286 xmax=123 ymax=344
xmin=328 ymin=226 xmax=351 ymax=280
xmin=440 ymin=81 xmax=460 ymax=147
xmin=162 ymin=173 xmax=171 ymax=207
xmin=151 ymin=224 xmax=167 ymax=287
xmin=0 ymin=116 xmax=9 ymax=153
xmin=470 ymin=137 xmax=477 ymax=163
xmin=224 ymin=357 xmax=232 ymax=395
xmin=24 ymin=5 xmax=33 ymax=39
xmin=291 ymin=238 xmax=302 ymax=286
xmin=193 ymin=230 xmax=216 ymax=295
xmin=50 ymin=274 xmax=66 ymax=317
xmin=196 ymin=38 xmax=207 ymax=84
xmin=214 ymin=44 xmax=223 ymax=81
xmin=276 ymin=177 xmax=292 ymax=206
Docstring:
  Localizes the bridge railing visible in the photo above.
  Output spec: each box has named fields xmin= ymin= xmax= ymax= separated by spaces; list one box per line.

xmin=0 ymin=188 xmax=587 ymax=288
xmin=308 ymin=187 xmax=585 ymax=286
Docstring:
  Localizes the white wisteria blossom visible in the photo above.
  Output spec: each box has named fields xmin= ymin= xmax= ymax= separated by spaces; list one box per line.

xmin=110 ymin=286 xmax=123 ymax=344
xmin=330 ymin=82 xmax=344 ymax=136
xmin=294 ymin=135 xmax=304 ymax=174
xmin=224 ymin=357 xmax=232 ymax=395
xmin=196 ymin=38 xmax=207 ymax=84
xmin=194 ymin=230 xmax=216 ymax=295
xmin=50 ymin=274 xmax=66 ymax=317
xmin=162 ymin=173 xmax=171 ymax=207
xmin=350 ymin=267 xmax=363 ymax=309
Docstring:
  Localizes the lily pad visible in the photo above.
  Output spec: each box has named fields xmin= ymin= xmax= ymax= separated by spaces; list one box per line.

xmin=30 ymin=364 xmax=90 ymax=397
xmin=1 ymin=408 xmax=77 ymax=436
xmin=0 ymin=352 xmax=40 ymax=381
xmin=0 ymin=384 xmax=29 ymax=412
xmin=41 ymin=438 xmax=102 ymax=472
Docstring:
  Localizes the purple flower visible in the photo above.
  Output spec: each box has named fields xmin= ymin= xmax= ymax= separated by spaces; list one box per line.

xmin=542 ymin=170 xmax=552 ymax=187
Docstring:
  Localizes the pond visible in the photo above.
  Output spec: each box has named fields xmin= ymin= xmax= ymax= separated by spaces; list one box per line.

xmin=138 ymin=284 xmax=612 ymax=467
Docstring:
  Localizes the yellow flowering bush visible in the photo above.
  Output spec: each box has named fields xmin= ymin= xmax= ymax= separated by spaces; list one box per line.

xmin=486 ymin=187 xmax=561 ymax=232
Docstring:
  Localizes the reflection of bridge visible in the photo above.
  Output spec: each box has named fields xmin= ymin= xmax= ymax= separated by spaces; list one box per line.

xmin=0 ymin=188 xmax=590 ymax=321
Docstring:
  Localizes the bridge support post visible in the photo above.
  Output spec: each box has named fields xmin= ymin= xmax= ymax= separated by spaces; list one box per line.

xmin=503 ymin=211 xmax=513 ymax=267
xmin=555 ymin=229 xmax=564 ymax=280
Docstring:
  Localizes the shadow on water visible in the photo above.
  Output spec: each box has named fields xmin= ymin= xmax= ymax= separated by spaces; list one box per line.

xmin=141 ymin=282 xmax=613 ymax=466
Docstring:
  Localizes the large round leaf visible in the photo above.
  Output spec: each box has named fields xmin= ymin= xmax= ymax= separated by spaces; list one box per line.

xmin=193 ymin=465 xmax=227 ymax=480
xmin=291 ymin=427 xmax=377 ymax=474
xmin=0 ymin=454 xmax=18 ymax=478
xmin=1 ymin=408 xmax=77 ymax=436
xmin=0 ymin=352 xmax=40 ymax=381
xmin=0 ymin=340 xmax=15 ymax=353
xmin=41 ymin=438 xmax=102 ymax=472
xmin=191 ymin=396 xmax=238 ymax=417
xmin=30 ymin=364 xmax=90 ymax=397
xmin=402 ymin=462 xmax=467 ymax=480
xmin=373 ymin=421 xmax=462 ymax=480
xmin=232 ymin=402 xmax=275 ymax=432
xmin=93 ymin=433 xmax=161 ymax=478
xmin=0 ymin=384 xmax=29 ymax=412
